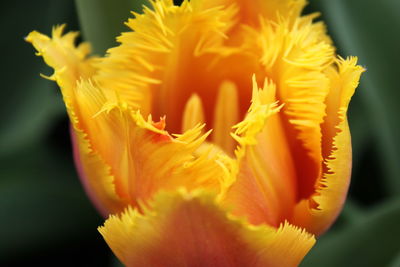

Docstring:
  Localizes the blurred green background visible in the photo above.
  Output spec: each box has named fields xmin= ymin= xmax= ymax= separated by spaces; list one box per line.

xmin=1 ymin=0 xmax=399 ymax=266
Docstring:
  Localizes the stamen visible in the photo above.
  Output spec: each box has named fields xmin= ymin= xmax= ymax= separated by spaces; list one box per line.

xmin=181 ymin=93 xmax=205 ymax=133
xmin=212 ymin=80 xmax=239 ymax=154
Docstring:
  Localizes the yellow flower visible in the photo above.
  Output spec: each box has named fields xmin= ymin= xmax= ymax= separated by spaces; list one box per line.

xmin=27 ymin=0 xmax=364 ymax=266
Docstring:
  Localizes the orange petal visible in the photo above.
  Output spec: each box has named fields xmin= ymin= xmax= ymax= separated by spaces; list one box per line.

xmin=99 ymin=189 xmax=315 ymax=267
xmin=222 ymin=77 xmax=297 ymax=227
xmin=203 ymin=0 xmax=306 ymax=26
xmin=74 ymin=80 xmax=229 ymax=207
xmin=291 ymin=57 xmax=365 ymax=235
xmin=255 ymin=15 xmax=335 ymax=201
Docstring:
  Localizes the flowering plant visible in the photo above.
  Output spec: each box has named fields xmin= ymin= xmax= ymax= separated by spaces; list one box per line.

xmin=27 ymin=0 xmax=363 ymax=266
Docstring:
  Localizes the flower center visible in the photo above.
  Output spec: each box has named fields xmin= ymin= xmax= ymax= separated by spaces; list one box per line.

xmin=149 ymin=48 xmax=265 ymax=154
xmin=181 ymin=80 xmax=242 ymax=153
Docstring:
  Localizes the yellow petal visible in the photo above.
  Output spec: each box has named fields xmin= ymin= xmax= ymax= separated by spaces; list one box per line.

xmin=222 ymin=77 xmax=297 ymax=227
xmin=291 ymin=57 xmax=365 ymax=235
xmin=254 ymin=15 xmax=335 ymax=201
xmin=99 ymin=189 xmax=315 ymax=267
xmin=26 ymin=26 xmax=123 ymax=216
xmin=26 ymin=27 xmax=98 ymax=133
xmin=74 ymin=80 xmax=229 ymax=206
xmin=26 ymin=25 xmax=98 ymax=110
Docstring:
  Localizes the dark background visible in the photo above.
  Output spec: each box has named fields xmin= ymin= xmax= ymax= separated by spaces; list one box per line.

xmin=1 ymin=0 xmax=399 ymax=266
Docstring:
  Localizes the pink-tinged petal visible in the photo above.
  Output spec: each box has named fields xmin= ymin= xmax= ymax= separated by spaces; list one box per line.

xmin=70 ymin=126 xmax=125 ymax=217
xmin=291 ymin=57 xmax=365 ymax=235
xmin=99 ymin=190 xmax=315 ymax=267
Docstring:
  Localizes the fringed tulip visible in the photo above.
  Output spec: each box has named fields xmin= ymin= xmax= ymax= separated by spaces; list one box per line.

xmin=27 ymin=0 xmax=364 ymax=266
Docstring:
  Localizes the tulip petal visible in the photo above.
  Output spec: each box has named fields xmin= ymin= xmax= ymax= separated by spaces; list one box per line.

xmin=222 ymin=77 xmax=297 ymax=227
xmin=26 ymin=25 xmax=98 ymax=108
xmin=74 ymin=80 xmax=229 ymax=207
xmin=99 ymin=189 xmax=315 ymax=267
xmin=254 ymin=15 xmax=335 ymax=201
xmin=26 ymin=26 xmax=99 ymax=131
xmin=291 ymin=57 xmax=365 ymax=235
xmin=26 ymin=26 xmax=124 ymax=216
xmin=70 ymin=126 xmax=126 ymax=217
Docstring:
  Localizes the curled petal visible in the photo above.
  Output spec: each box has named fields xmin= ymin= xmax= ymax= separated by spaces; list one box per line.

xmin=291 ymin=57 xmax=365 ymax=235
xmin=99 ymin=189 xmax=315 ymax=267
